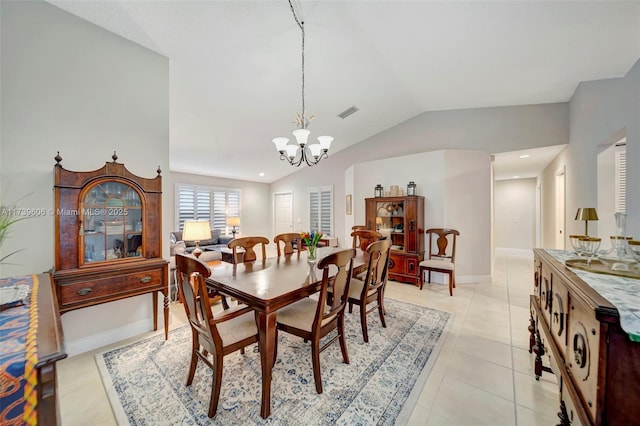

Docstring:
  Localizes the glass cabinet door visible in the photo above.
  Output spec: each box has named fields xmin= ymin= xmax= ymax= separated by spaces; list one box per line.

xmin=375 ymin=199 xmax=405 ymax=251
xmin=81 ymin=180 xmax=143 ymax=264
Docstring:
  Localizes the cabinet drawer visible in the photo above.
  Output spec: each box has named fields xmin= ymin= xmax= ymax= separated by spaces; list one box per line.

xmin=388 ymin=253 xmax=407 ymax=275
xmin=560 ymin=377 xmax=586 ymax=426
xmin=567 ymin=296 xmax=600 ymax=423
xmin=58 ymin=268 xmax=164 ymax=306
xmin=550 ymin=275 xmax=569 ymax=355
xmin=540 ymin=266 xmax=552 ymax=327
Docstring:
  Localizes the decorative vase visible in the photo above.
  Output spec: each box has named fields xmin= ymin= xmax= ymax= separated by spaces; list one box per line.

xmin=308 ymin=244 xmax=317 ymax=262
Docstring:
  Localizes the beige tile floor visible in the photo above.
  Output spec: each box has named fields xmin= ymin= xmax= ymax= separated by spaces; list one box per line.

xmin=57 ymin=250 xmax=559 ymax=425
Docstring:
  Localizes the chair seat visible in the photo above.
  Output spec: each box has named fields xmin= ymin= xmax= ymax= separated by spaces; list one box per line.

xmin=277 ymin=298 xmax=331 ymax=332
xmin=419 ymin=259 xmax=454 ymax=271
xmin=216 ymin=306 xmax=259 ymax=346
xmin=347 ymin=278 xmax=377 ymax=300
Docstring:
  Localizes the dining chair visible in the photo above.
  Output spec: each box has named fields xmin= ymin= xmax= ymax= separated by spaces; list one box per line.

xmin=228 ymin=236 xmax=269 ymax=263
xmin=345 ymin=238 xmax=391 ymax=343
xmin=273 ymin=232 xmax=302 ymax=256
xmin=175 ymin=253 xmax=259 ymax=417
xmin=275 ymin=248 xmax=356 ymax=394
xmin=418 ymin=228 xmax=460 ymax=296
xmin=351 ymin=229 xmax=382 ymax=251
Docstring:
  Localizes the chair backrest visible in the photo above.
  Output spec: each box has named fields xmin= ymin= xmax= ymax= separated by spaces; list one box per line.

xmin=351 ymin=225 xmax=369 ymax=232
xmin=426 ymin=228 xmax=460 ymax=262
xmin=175 ymin=254 xmax=222 ymax=353
xmin=313 ymin=248 xmax=356 ymax=331
xmin=351 ymin=230 xmax=383 ymax=251
xmin=273 ymin=232 xmax=302 ymax=256
xmin=228 ymin=236 xmax=269 ymax=263
xmin=359 ymin=238 xmax=391 ymax=297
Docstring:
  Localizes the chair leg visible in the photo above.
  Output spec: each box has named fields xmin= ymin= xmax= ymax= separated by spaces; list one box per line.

xmin=377 ymin=291 xmax=387 ymax=328
xmin=338 ymin=313 xmax=350 ymax=364
xmin=186 ymin=334 xmax=199 ymax=386
xmin=208 ymin=356 xmax=223 ymax=417
xmin=360 ymin=303 xmax=369 ymax=343
xmin=448 ymin=273 xmax=453 ymax=296
xmin=311 ymin=339 xmax=323 ymax=394
xmin=419 ymin=267 xmax=424 ymax=290
xmin=349 ymin=301 xmax=353 ymax=313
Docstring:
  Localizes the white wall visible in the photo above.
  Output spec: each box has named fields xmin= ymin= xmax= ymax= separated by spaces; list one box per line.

xmin=495 ymin=179 xmax=537 ymax=249
xmin=348 ymin=150 xmax=491 ymax=279
xmin=271 ymin=103 xmax=569 ymax=278
xmin=0 ymin=1 xmax=170 ymax=355
xmin=168 ymin=171 xmax=271 ymax=237
xmin=540 ymin=59 xmax=639 ymax=247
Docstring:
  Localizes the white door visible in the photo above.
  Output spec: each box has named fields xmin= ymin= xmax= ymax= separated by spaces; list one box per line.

xmin=274 ymin=192 xmax=293 ymax=235
xmin=555 ymin=168 xmax=565 ymax=249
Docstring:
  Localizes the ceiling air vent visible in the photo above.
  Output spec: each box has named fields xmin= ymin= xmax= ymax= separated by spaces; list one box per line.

xmin=338 ymin=106 xmax=359 ymax=119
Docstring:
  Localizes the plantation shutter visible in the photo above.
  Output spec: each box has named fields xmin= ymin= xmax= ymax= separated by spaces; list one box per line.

xmin=615 ymin=142 xmax=626 ymax=214
xmin=176 ymin=185 xmax=211 ymax=230
xmin=308 ymin=186 xmax=333 ymax=235
xmin=176 ymin=185 xmax=240 ymax=233
xmin=211 ymin=189 xmax=241 ymax=233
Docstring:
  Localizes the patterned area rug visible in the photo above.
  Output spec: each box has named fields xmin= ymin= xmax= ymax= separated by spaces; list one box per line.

xmin=96 ymin=298 xmax=452 ymax=425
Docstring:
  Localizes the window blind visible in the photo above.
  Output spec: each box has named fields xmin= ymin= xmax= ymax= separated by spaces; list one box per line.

xmin=308 ymin=186 xmax=333 ymax=235
xmin=615 ymin=142 xmax=626 ymax=214
xmin=176 ymin=184 xmax=240 ymax=234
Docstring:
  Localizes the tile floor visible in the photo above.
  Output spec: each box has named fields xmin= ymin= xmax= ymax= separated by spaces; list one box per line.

xmin=57 ymin=250 xmax=560 ymax=425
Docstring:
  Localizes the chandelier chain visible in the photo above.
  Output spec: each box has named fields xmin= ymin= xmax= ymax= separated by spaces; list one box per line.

xmin=289 ymin=0 xmax=306 ymax=127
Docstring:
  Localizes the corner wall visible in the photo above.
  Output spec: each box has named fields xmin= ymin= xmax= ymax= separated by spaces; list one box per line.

xmin=0 ymin=1 xmax=170 ymax=355
xmin=540 ymin=59 xmax=640 ymax=247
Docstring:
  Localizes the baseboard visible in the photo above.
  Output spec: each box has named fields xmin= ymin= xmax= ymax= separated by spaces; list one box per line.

xmin=64 ymin=318 xmax=156 ymax=357
xmin=495 ymin=247 xmax=534 ymax=256
xmin=423 ymin=274 xmax=491 ymax=285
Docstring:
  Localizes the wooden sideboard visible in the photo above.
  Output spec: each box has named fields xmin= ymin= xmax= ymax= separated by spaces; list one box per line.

xmin=0 ymin=273 xmax=67 ymax=425
xmin=529 ymin=249 xmax=640 ymax=425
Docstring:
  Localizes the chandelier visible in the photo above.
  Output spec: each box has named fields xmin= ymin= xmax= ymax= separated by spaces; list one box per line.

xmin=272 ymin=0 xmax=333 ymax=167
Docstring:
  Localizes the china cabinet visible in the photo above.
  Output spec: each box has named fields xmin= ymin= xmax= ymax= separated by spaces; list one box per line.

xmin=52 ymin=153 xmax=169 ymax=339
xmin=365 ymin=196 xmax=424 ymax=285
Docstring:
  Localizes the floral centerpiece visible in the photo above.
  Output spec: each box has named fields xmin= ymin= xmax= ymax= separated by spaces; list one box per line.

xmin=301 ymin=231 xmax=323 ymax=261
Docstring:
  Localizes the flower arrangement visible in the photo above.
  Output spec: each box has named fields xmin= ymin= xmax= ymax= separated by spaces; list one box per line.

xmin=300 ymin=231 xmax=323 ymax=261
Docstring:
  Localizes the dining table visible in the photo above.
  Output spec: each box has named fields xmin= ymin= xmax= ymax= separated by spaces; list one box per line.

xmin=205 ymin=246 xmax=368 ymax=418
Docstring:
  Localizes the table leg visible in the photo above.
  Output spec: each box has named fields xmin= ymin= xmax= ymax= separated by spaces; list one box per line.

xmin=257 ymin=311 xmax=277 ymax=418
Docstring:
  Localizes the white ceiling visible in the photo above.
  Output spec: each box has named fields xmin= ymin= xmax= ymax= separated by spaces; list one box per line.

xmin=47 ymin=1 xmax=640 ymax=183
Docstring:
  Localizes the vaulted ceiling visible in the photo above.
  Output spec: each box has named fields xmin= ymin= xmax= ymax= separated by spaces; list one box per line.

xmin=48 ymin=1 xmax=640 ymax=183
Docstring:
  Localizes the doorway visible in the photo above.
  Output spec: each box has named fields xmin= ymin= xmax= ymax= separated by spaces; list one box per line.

xmin=555 ymin=167 xmax=566 ymax=249
xmin=273 ymin=191 xmax=293 ymax=235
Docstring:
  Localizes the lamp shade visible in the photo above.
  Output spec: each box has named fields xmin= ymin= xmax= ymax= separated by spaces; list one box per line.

xmin=575 ymin=208 xmax=599 ymax=221
xmin=227 ymin=216 xmax=240 ymax=227
xmin=182 ymin=220 xmax=211 ymax=242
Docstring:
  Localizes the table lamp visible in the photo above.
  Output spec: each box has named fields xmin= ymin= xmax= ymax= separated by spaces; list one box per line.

xmin=227 ymin=216 xmax=240 ymax=238
xmin=575 ymin=208 xmax=598 ymax=236
xmin=182 ymin=220 xmax=211 ymax=258
xmin=375 ymin=216 xmax=383 ymax=231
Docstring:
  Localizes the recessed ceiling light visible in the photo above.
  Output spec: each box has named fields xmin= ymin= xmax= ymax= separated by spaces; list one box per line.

xmin=259 ymin=172 xmax=265 ymax=177
xmin=512 ymin=175 xmax=520 ymax=179
xmin=519 ymin=154 xmax=530 ymax=158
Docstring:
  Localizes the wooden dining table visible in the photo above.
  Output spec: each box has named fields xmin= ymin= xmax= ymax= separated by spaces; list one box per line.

xmin=205 ymin=246 xmax=367 ymax=418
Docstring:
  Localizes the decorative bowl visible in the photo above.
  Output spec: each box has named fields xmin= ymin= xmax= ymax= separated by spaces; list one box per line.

xmin=628 ymin=240 xmax=640 ymax=262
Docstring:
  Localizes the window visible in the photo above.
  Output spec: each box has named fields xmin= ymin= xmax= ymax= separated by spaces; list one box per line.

xmin=308 ymin=186 xmax=333 ymax=235
xmin=615 ymin=141 xmax=626 ymax=214
xmin=176 ymin=184 xmax=240 ymax=234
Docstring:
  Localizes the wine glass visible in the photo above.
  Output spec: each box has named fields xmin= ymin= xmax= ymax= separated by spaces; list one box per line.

xmin=570 ymin=235 xmax=586 ymax=257
xmin=579 ymin=237 xmax=601 ymax=267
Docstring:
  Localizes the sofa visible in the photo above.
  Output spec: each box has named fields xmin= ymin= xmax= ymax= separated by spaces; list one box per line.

xmin=168 ymin=229 xmax=234 ymax=292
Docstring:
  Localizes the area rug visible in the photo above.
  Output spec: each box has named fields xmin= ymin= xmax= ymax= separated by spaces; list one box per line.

xmin=96 ymin=298 xmax=452 ymax=425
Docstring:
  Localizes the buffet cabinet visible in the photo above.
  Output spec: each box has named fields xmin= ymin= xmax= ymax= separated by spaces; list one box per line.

xmin=529 ymin=249 xmax=640 ymax=425
xmin=365 ymin=196 xmax=424 ymax=285
xmin=52 ymin=153 xmax=169 ymax=339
